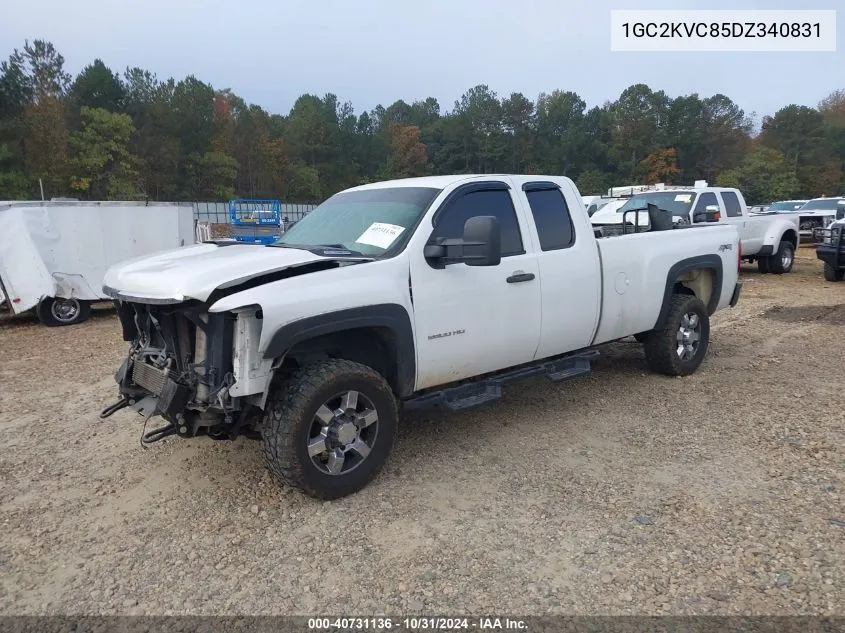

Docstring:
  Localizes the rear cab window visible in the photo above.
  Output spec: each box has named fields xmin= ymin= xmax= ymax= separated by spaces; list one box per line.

xmin=720 ymin=191 xmax=744 ymax=218
xmin=522 ymin=182 xmax=575 ymax=251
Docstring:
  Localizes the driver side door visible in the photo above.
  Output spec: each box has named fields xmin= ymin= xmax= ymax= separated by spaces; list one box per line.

xmin=409 ymin=181 xmax=542 ymax=391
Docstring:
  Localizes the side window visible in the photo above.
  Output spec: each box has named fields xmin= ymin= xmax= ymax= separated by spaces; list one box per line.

xmin=693 ymin=192 xmax=719 ymax=216
xmin=720 ymin=191 xmax=743 ymax=218
xmin=430 ymin=189 xmax=524 ymax=257
xmin=525 ymin=187 xmax=575 ymax=250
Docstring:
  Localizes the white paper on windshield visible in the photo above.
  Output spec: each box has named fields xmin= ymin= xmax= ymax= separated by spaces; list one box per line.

xmin=674 ymin=194 xmax=692 ymax=202
xmin=354 ymin=222 xmax=406 ymax=249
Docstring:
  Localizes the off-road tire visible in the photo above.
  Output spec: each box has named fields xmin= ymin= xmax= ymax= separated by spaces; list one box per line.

xmin=824 ymin=262 xmax=845 ymax=282
xmin=261 ymin=359 xmax=399 ymax=500
xmin=35 ymin=297 xmax=91 ymax=327
xmin=757 ymin=257 xmax=770 ymax=274
xmin=768 ymin=241 xmax=794 ymax=274
xmin=643 ymin=293 xmax=710 ymax=377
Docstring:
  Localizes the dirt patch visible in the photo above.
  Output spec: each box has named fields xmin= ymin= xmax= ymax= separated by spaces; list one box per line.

xmin=762 ymin=303 xmax=845 ymax=326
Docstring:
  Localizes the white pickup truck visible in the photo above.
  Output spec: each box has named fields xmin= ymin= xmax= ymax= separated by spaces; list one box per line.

xmin=100 ymin=174 xmax=742 ymax=499
xmin=591 ymin=185 xmax=800 ymax=274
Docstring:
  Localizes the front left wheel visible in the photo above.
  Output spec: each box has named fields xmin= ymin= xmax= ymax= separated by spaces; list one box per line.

xmin=261 ymin=359 xmax=399 ymax=500
xmin=824 ymin=263 xmax=845 ymax=282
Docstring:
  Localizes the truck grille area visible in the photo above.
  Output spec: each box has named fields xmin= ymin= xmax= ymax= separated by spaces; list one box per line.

xmin=114 ymin=300 xmax=236 ymax=408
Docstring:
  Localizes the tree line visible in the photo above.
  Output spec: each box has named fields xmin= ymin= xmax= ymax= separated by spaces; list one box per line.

xmin=1 ymin=39 xmax=843 ymax=205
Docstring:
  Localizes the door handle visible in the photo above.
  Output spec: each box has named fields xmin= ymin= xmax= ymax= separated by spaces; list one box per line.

xmin=506 ymin=272 xmax=535 ymax=284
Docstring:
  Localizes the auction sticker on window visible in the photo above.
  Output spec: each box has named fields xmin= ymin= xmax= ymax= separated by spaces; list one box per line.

xmin=675 ymin=194 xmax=692 ymax=202
xmin=355 ymin=222 xmax=406 ymax=249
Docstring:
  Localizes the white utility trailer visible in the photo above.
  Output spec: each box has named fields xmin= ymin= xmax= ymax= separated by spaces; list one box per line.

xmin=0 ymin=201 xmax=196 ymax=326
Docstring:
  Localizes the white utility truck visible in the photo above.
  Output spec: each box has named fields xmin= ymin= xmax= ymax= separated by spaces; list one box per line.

xmin=99 ymin=175 xmax=743 ymax=499
xmin=0 ymin=201 xmax=195 ymax=326
xmin=591 ymin=183 xmax=800 ymax=274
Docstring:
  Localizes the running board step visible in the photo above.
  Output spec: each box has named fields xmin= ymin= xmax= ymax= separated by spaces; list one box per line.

xmin=543 ymin=354 xmax=595 ymax=381
xmin=404 ymin=350 xmax=599 ymax=412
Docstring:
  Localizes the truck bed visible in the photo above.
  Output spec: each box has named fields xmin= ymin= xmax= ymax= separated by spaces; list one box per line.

xmin=592 ymin=223 xmax=738 ymax=343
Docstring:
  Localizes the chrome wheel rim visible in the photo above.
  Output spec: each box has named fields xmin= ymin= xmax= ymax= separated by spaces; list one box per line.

xmin=50 ymin=298 xmax=80 ymax=322
xmin=676 ymin=312 xmax=702 ymax=361
xmin=307 ymin=390 xmax=379 ymax=476
xmin=782 ymin=249 xmax=793 ymax=269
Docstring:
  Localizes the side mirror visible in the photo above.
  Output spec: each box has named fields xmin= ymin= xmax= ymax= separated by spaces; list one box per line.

xmin=423 ymin=215 xmax=502 ymax=268
xmin=693 ymin=204 xmax=721 ymax=223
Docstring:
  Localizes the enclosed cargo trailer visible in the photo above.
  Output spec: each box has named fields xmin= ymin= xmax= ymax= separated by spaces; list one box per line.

xmin=0 ymin=201 xmax=195 ymax=326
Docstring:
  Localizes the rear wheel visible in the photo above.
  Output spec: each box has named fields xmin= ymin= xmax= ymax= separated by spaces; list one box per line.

xmin=824 ymin=263 xmax=845 ymax=282
xmin=261 ymin=359 xmax=398 ymax=499
xmin=768 ymin=241 xmax=794 ymax=274
xmin=36 ymin=297 xmax=91 ymax=326
xmin=643 ymin=294 xmax=710 ymax=376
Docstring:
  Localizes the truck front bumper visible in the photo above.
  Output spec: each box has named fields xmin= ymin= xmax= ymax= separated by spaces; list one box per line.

xmin=813 ymin=225 xmax=845 ymax=268
xmin=730 ymin=282 xmax=742 ymax=308
xmin=815 ymin=244 xmax=845 ymax=268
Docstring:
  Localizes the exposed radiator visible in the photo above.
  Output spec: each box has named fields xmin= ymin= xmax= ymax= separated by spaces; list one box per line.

xmin=132 ymin=361 xmax=175 ymax=396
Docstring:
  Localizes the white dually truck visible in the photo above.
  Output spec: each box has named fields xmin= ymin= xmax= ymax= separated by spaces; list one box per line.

xmin=591 ymin=184 xmax=800 ymax=274
xmin=99 ymin=174 xmax=743 ymax=499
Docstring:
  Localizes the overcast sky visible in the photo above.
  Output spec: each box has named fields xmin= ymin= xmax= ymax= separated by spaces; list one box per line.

xmin=2 ymin=0 xmax=841 ymax=125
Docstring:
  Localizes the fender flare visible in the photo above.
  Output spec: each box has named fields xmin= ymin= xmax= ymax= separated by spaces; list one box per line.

xmin=761 ymin=223 xmax=798 ymax=251
xmin=653 ymin=255 xmax=724 ymax=330
xmin=262 ymin=303 xmax=416 ymax=397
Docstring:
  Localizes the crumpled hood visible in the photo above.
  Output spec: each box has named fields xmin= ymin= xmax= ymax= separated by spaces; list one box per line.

xmin=102 ymin=242 xmax=331 ymax=303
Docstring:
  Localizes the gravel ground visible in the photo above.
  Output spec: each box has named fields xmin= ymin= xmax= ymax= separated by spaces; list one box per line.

xmin=1 ymin=248 xmax=843 ymax=616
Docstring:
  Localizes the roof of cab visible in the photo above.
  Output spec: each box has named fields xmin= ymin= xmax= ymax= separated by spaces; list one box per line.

xmin=343 ymin=174 xmax=574 ymax=192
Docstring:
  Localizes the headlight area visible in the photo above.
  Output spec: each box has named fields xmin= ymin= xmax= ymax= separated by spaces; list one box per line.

xmin=105 ymin=301 xmax=268 ymax=443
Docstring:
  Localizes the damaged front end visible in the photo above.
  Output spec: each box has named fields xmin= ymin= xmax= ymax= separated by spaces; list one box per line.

xmin=100 ymin=300 xmax=268 ymax=444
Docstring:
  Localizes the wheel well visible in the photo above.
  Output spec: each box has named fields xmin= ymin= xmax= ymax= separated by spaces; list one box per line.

xmin=781 ymin=229 xmax=798 ymax=249
xmin=674 ymin=267 xmax=714 ymax=307
xmin=280 ymin=327 xmax=400 ymax=394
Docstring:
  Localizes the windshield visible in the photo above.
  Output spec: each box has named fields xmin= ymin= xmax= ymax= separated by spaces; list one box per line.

xmin=799 ymin=198 xmax=844 ymax=211
xmin=768 ymin=200 xmax=806 ymax=211
xmin=273 ymin=186 xmax=441 ymax=256
xmin=617 ymin=191 xmax=695 ymax=215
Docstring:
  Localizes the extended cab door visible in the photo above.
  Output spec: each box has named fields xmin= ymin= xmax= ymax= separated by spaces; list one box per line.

xmin=518 ymin=180 xmax=602 ymax=359
xmin=409 ymin=180 xmax=542 ymax=390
